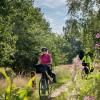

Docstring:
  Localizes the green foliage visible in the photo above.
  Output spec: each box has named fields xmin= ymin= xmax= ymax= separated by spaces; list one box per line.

xmin=0 ymin=66 xmax=71 ymax=100
xmin=0 ymin=32 xmax=17 ymax=67
xmin=0 ymin=68 xmax=36 ymax=100
xmin=0 ymin=0 xmax=65 ymax=71
xmin=94 ymin=72 xmax=100 ymax=100
xmin=64 ymin=0 xmax=100 ymax=62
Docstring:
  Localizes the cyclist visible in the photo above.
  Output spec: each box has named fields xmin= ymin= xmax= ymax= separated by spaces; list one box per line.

xmin=82 ymin=50 xmax=94 ymax=74
xmin=39 ymin=47 xmax=52 ymax=67
xmin=34 ymin=47 xmax=56 ymax=83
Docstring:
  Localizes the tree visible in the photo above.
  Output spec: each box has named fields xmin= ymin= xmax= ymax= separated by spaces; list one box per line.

xmin=63 ymin=0 xmax=100 ymax=62
xmin=0 ymin=0 xmax=17 ymax=67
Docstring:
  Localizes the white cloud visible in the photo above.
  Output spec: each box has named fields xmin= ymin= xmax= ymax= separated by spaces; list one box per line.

xmin=55 ymin=11 xmax=62 ymax=15
xmin=44 ymin=15 xmax=63 ymax=34
xmin=44 ymin=15 xmax=53 ymax=22
xmin=52 ymin=23 xmax=64 ymax=34
xmin=35 ymin=0 xmax=66 ymax=8
xmin=63 ymin=17 xmax=69 ymax=21
xmin=45 ymin=16 xmax=54 ymax=24
xmin=34 ymin=0 xmax=66 ymax=34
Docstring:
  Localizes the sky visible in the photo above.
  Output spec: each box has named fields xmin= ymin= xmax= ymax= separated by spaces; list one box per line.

xmin=34 ymin=0 xmax=67 ymax=34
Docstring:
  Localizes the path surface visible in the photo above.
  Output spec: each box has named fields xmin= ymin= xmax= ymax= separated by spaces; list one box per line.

xmin=51 ymin=81 xmax=72 ymax=98
xmin=50 ymin=64 xmax=74 ymax=98
xmin=50 ymin=59 xmax=82 ymax=99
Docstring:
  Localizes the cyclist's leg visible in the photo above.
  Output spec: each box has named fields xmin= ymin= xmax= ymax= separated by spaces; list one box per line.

xmin=84 ymin=65 xmax=89 ymax=74
xmin=89 ymin=64 xmax=94 ymax=73
xmin=87 ymin=63 xmax=93 ymax=73
xmin=42 ymin=65 xmax=53 ymax=82
xmin=51 ymin=73 xmax=56 ymax=83
xmin=47 ymin=66 xmax=56 ymax=83
xmin=90 ymin=67 xmax=94 ymax=72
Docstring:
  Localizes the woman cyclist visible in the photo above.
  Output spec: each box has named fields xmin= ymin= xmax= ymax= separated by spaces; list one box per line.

xmin=34 ymin=47 xmax=56 ymax=83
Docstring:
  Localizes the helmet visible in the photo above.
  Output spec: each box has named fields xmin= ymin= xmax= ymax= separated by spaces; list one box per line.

xmin=41 ymin=47 xmax=48 ymax=52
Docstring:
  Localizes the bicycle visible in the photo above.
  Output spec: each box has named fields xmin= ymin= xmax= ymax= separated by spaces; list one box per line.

xmin=81 ymin=66 xmax=89 ymax=79
xmin=39 ymin=71 xmax=52 ymax=100
xmin=81 ymin=64 xmax=94 ymax=79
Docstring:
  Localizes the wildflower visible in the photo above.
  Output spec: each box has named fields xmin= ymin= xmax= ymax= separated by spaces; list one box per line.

xmin=96 ymin=33 xmax=100 ymax=38
xmin=95 ymin=43 xmax=100 ymax=47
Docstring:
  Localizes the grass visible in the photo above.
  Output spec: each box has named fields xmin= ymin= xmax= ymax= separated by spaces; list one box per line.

xmin=52 ymin=92 xmax=68 ymax=100
xmin=34 ymin=65 xmax=71 ymax=99
xmin=52 ymin=65 xmax=71 ymax=90
xmin=0 ymin=65 xmax=71 ymax=100
xmin=0 ymin=65 xmax=100 ymax=100
xmin=51 ymin=65 xmax=100 ymax=100
xmin=57 ymin=67 xmax=100 ymax=100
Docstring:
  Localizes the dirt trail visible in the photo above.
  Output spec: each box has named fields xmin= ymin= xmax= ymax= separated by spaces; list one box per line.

xmin=51 ymin=64 xmax=74 ymax=98
xmin=51 ymin=81 xmax=72 ymax=98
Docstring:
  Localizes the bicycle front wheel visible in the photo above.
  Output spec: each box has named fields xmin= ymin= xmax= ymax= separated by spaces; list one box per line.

xmin=39 ymin=78 xmax=49 ymax=99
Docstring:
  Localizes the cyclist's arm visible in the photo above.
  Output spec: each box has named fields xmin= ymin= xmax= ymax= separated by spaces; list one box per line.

xmin=47 ymin=54 xmax=52 ymax=65
xmin=49 ymin=57 xmax=52 ymax=65
xmin=47 ymin=55 xmax=53 ymax=70
xmin=50 ymin=54 xmax=52 ymax=64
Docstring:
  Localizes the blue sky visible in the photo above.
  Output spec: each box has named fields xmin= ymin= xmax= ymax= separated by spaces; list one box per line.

xmin=34 ymin=0 xmax=67 ymax=34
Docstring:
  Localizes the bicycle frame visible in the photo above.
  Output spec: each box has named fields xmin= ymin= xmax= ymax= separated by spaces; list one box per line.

xmin=81 ymin=65 xmax=93 ymax=79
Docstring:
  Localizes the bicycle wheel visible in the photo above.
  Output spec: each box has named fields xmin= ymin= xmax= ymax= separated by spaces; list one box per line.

xmin=39 ymin=78 xmax=49 ymax=99
xmin=81 ymin=69 xmax=88 ymax=79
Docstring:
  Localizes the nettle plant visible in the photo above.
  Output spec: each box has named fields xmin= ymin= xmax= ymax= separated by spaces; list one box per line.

xmin=0 ymin=68 xmax=34 ymax=100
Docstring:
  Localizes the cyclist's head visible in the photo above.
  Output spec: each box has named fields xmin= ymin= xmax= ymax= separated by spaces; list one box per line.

xmin=41 ymin=47 xmax=48 ymax=53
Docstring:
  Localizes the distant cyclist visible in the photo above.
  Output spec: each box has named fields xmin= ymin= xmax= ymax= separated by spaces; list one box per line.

xmin=82 ymin=49 xmax=94 ymax=74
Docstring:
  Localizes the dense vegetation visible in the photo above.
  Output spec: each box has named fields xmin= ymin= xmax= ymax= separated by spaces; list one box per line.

xmin=0 ymin=65 xmax=71 ymax=100
xmin=0 ymin=0 xmax=99 ymax=70
xmin=63 ymin=0 xmax=100 ymax=63
xmin=0 ymin=0 xmax=100 ymax=100
xmin=0 ymin=0 xmax=65 ymax=72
